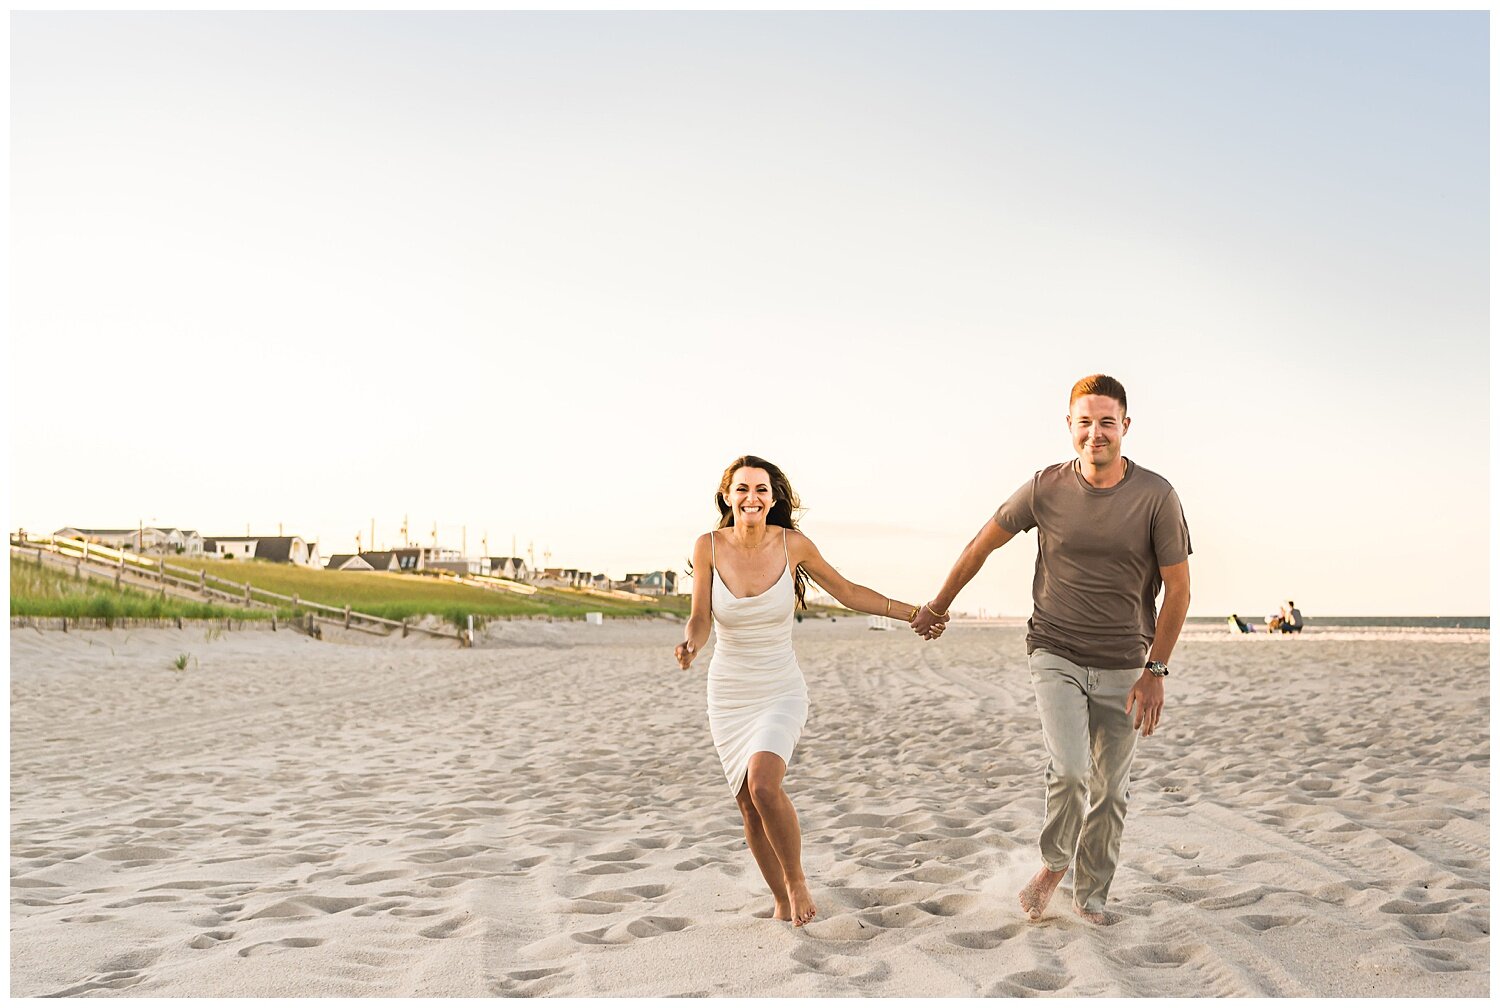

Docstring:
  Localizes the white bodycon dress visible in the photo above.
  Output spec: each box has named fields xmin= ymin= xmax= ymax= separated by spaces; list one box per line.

xmin=706 ymin=529 xmax=809 ymax=797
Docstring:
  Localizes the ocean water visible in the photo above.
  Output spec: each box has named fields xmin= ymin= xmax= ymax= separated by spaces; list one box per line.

xmin=1191 ymin=616 xmax=1488 ymax=630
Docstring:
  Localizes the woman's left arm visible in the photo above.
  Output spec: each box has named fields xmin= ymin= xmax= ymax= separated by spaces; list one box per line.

xmin=788 ymin=530 xmax=923 ymax=622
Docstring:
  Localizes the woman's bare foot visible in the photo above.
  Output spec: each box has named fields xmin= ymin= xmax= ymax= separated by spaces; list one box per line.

xmin=1018 ymin=866 xmax=1067 ymax=921
xmin=771 ymin=899 xmax=792 ymax=922
xmin=786 ymin=878 xmax=817 ymax=927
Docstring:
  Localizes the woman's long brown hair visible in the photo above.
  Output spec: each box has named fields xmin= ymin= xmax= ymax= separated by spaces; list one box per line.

xmin=714 ymin=455 xmax=808 ymax=610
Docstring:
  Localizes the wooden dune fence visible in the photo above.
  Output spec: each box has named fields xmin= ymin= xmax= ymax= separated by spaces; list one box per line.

xmin=10 ymin=536 xmax=466 ymax=644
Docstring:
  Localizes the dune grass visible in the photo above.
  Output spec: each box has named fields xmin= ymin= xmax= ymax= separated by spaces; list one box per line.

xmin=10 ymin=556 xmax=270 ymax=622
xmin=162 ymin=557 xmax=691 ymax=624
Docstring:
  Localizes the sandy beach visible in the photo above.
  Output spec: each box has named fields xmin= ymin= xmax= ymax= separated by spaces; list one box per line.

xmin=9 ymin=619 xmax=1489 ymax=996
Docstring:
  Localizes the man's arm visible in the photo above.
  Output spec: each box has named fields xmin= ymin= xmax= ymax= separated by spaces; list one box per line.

xmin=1147 ymin=559 xmax=1191 ymax=665
xmin=1127 ymin=559 xmax=1190 ymax=737
xmin=911 ymin=518 xmax=1017 ymax=634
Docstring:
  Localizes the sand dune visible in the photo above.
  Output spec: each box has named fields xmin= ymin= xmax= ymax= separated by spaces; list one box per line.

xmin=9 ymin=620 xmax=1488 ymax=996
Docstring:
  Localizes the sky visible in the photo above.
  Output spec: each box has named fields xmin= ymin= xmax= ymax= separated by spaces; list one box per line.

xmin=8 ymin=11 xmax=1490 ymax=616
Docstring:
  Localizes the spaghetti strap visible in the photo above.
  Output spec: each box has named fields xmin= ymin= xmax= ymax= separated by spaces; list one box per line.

xmin=782 ymin=528 xmax=790 ymax=571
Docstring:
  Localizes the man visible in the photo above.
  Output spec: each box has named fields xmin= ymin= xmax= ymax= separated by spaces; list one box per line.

xmin=912 ymin=374 xmax=1191 ymax=925
xmin=1284 ymin=601 xmax=1304 ymax=633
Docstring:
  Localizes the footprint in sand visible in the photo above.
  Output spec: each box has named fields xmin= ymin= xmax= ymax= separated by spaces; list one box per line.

xmin=857 ymin=905 xmax=929 ymax=929
xmin=47 ymin=971 xmax=147 ymax=997
xmin=1413 ymin=947 xmax=1472 ymax=973
xmin=493 ymin=966 xmax=570 ymax=996
xmin=1378 ymin=897 xmax=1467 ymax=916
xmin=236 ymin=937 xmax=326 ymax=957
xmin=916 ymin=893 xmax=982 ymax=917
xmin=946 ymin=923 xmax=1025 ymax=949
xmin=576 ymin=884 xmax=669 ymax=904
xmin=245 ymin=895 xmax=366 ymax=920
xmin=894 ymin=863 xmax=968 ymax=885
xmin=672 ymin=855 xmax=724 ymax=872
xmin=1237 ymin=914 xmax=1304 ymax=932
xmin=418 ymin=912 xmax=476 ymax=939
xmin=801 ymin=916 xmax=880 ymax=942
xmin=1195 ymin=886 xmax=1276 ymax=911
xmin=995 ymin=969 xmax=1071 ymax=993
xmin=790 ymin=946 xmax=867 ymax=977
xmin=578 ymin=861 xmax=646 ymax=876
xmin=570 ymin=916 xmax=690 ymax=945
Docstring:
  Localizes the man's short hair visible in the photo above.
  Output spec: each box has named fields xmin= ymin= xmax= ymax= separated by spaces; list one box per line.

xmin=1069 ymin=374 xmax=1128 ymax=414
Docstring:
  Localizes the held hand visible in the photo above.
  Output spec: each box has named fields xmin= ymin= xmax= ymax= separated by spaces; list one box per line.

xmin=674 ymin=641 xmax=697 ymax=670
xmin=1125 ymin=673 xmax=1164 ymax=736
xmin=909 ymin=603 xmax=949 ymax=640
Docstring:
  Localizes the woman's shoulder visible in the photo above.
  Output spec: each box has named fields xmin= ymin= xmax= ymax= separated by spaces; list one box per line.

xmin=784 ymin=527 xmax=816 ymax=554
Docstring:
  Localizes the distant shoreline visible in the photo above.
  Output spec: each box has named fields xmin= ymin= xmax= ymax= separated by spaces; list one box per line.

xmin=948 ymin=615 xmax=1489 ymax=629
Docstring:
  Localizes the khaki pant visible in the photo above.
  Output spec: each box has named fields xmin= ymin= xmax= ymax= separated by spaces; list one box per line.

xmin=1028 ymin=649 xmax=1140 ymax=913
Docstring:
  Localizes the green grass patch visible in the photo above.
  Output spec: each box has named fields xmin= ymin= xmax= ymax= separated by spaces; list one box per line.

xmin=162 ymin=557 xmax=691 ymax=623
xmin=10 ymin=556 xmax=270 ymax=622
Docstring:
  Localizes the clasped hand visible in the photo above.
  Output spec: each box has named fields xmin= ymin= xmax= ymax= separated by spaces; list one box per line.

xmin=909 ymin=603 xmax=948 ymax=640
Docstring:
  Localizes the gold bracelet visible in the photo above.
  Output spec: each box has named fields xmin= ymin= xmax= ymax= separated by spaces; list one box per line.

xmin=909 ymin=605 xmax=920 ymax=621
xmin=923 ymin=602 xmax=949 ymax=619
xmin=884 ymin=596 xmax=891 ymax=618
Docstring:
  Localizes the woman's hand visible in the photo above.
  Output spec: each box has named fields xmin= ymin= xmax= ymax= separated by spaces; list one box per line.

xmin=910 ymin=603 xmax=949 ymax=639
xmin=675 ymin=640 xmax=698 ymax=670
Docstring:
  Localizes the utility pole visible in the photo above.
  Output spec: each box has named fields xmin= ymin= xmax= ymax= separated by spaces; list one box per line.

xmin=401 ymin=514 xmax=409 ymax=547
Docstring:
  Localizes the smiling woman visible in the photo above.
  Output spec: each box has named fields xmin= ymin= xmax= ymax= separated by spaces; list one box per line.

xmin=673 ymin=454 xmax=936 ymax=931
xmin=712 ymin=455 xmax=808 ymax=607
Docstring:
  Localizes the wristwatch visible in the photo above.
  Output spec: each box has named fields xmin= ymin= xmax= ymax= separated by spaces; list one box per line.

xmin=1145 ymin=661 xmax=1169 ymax=678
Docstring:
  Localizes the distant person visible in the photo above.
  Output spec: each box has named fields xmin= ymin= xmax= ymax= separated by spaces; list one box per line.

xmin=911 ymin=374 xmax=1191 ymax=925
xmin=1266 ymin=610 xmax=1284 ymax=633
xmin=1284 ymin=601 xmax=1304 ymax=633
xmin=1228 ymin=613 xmax=1253 ymax=634
xmin=674 ymin=455 xmax=932 ymax=928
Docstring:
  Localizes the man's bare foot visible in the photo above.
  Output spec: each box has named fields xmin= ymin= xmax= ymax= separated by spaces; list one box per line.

xmin=1018 ymin=866 xmax=1067 ymax=921
xmin=1072 ymin=903 xmax=1119 ymax=926
xmin=786 ymin=878 xmax=817 ymax=927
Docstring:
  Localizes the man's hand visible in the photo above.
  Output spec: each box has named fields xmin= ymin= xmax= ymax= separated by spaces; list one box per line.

xmin=1125 ymin=673 xmax=1164 ymax=736
xmin=910 ymin=603 xmax=948 ymax=640
xmin=674 ymin=641 xmax=697 ymax=670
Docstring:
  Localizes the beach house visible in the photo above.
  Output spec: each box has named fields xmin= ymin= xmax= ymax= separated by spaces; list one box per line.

xmin=203 ymin=535 xmax=315 ymax=565
xmin=623 ymin=571 xmax=677 ymax=595
xmin=55 ymin=526 xmax=204 ymax=555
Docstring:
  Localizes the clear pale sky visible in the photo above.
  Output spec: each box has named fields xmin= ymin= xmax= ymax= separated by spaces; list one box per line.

xmin=9 ymin=11 xmax=1490 ymax=616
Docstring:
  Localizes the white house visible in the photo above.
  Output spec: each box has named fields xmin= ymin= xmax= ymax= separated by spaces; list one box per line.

xmin=203 ymin=535 xmax=313 ymax=564
xmin=55 ymin=526 xmax=204 ymax=555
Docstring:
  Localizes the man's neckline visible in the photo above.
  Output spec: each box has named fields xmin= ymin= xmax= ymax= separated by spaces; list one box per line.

xmin=1072 ymin=457 xmax=1131 ymax=492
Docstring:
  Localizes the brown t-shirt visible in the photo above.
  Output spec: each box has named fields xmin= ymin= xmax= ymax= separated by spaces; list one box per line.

xmin=994 ymin=459 xmax=1192 ymax=669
